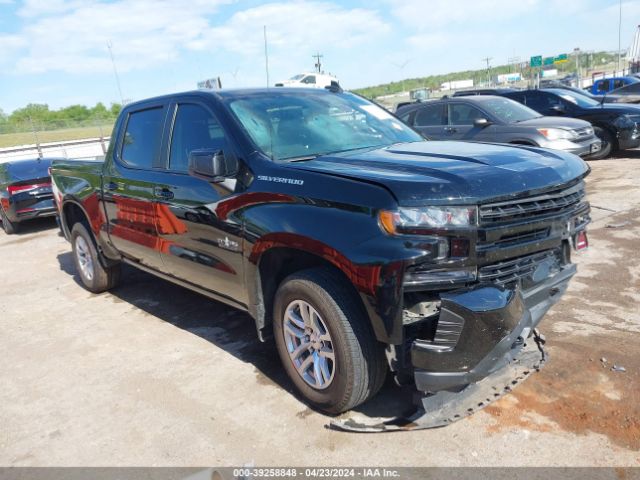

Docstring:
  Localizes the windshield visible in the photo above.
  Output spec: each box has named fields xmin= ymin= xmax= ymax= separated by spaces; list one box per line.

xmin=289 ymin=74 xmax=305 ymax=81
xmin=226 ymin=91 xmax=422 ymax=161
xmin=547 ymin=89 xmax=600 ymax=107
xmin=480 ymin=97 xmax=541 ymax=123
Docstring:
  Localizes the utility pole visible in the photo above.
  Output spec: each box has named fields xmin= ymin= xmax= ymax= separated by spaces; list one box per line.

xmin=312 ymin=52 xmax=323 ymax=73
xmin=263 ymin=26 xmax=270 ymax=87
xmin=107 ymin=41 xmax=124 ymax=105
xmin=574 ymin=47 xmax=581 ymax=87
xmin=482 ymin=57 xmax=492 ymax=86
xmin=617 ymin=0 xmax=622 ymax=73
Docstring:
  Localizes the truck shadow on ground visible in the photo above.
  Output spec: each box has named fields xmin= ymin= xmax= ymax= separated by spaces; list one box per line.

xmin=56 ymin=251 xmax=415 ymax=421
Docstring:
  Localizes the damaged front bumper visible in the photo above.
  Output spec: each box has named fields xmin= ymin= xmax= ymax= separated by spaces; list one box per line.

xmin=331 ymin=331 xmax=546 ymax=432
xmin=412 ymin=262 xmax=574 ymax=393
xmin=331 ymin=262 xmax=575 ymax=432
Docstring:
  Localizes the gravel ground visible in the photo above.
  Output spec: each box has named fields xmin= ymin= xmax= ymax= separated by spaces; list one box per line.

xmin=0 ymin=153 xmax=639 ymax=467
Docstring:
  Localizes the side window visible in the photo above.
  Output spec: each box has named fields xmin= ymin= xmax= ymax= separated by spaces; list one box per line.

xmin=169 ymin=104 xmax=228 ymax=172
xmin=121 ymin=107 xmax=164 ymax=169
xmin=613 ymin=79 xmax=624 ymax=90
xmin=448 ymin=103 xmax=484 ymax=125
xmin=505 ymin=93 xmax=525 ymax=105
xmin=414 ymin=105 xmax=445 ymax=126
xmin=301 ymin=75 xmax=316 ymax=84
xmin=399 ymin=112 xmax=412 ymax=123
xmin=522 ymin=93 xmax=547 ymax=112
xmin=596 ymin=80 xmax=609 ymax=93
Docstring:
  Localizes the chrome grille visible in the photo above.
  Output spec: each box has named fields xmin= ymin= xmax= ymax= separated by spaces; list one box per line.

xmin=479 ymin=182 xmax=585 ymax=225
xmin=573 ymin=126 xmax=594 ymax=139
xmin=478 ymin=249 xmax=560 ymax=287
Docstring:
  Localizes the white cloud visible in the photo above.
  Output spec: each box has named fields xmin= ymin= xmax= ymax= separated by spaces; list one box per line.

xmin=2 ymin=0 xmax=389 ymax=79
xmin=389 ymin=0 xmax=540 ymax=29
xmin=195 ymin=2 xmax=389 ymax=56
xmin=8 ymin=0 xmax=231 ymax=74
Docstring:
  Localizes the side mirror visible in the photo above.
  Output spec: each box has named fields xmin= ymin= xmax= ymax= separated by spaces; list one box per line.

xmin=188 ymin=149 xmax=237 ymax=183
xmin=474 ymin=118 xmax=491 ymax=128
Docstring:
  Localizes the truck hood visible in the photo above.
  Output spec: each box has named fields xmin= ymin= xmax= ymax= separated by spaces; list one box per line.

xmin=288 ymin=141 xmax=589 ymax=206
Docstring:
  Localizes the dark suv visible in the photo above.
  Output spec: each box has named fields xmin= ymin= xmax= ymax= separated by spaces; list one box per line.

xmin=498 ymin=88 xmax=640 ymax=159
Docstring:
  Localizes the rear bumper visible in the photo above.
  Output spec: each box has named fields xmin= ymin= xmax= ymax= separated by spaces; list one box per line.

xmin=6 ymin=200 xmax=56 ymax=223
xmin=412 ymin=263 xmax=576 ymax=392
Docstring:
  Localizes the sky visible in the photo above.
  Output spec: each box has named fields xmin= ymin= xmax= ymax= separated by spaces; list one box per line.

xmin=0 ymin=0 xmax=639 ymax=113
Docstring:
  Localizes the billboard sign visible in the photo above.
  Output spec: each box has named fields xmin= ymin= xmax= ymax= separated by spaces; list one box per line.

xmin=197 ymin=77 xmax=222 ymax=90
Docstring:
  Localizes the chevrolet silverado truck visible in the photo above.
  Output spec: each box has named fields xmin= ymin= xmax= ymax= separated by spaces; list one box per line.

xmin=50 ymin=88 xmax=590 ymax=431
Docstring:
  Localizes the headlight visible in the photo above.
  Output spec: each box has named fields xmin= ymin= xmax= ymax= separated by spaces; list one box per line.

xmin=537 ymin=128 xmax=578 ymax=140
xmin=379 ymin=206 xmax=477 ymax=234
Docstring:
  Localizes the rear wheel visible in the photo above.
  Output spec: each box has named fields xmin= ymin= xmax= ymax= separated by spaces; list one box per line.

xmin=71 ymin=223 xmax=120 ymax=293
xmin=588 ymin=127 xmax=614 ymax=160
xmin=0 ymin=208 xmax=18 ymax=235
xmin=273 ymin=267 xmax=386 ymax=414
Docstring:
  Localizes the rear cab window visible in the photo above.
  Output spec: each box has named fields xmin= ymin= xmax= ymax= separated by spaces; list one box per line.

xmin=120 ymin=106 xmax=165 ymax=169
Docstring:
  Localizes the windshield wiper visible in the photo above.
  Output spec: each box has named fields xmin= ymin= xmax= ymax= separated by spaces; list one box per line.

xmin=284 ymin=155 xmax=319 ymax=162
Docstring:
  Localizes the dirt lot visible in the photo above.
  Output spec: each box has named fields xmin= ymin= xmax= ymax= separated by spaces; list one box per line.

xmin=1 ymin=154 xmax=639 ymax=467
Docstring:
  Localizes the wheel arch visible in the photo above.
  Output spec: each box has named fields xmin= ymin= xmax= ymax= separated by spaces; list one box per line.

xmin=250 ymin=241 xmax=372 ymax=343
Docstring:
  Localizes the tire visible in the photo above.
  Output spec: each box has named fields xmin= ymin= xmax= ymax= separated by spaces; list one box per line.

xmin=0 ymin=207 xmax=18 ymax=235
xmin=587 ymin=127 xmax=614 ymax=160
xmin=70 ymin=223 xmax=120 ymax=293
xmin=273 ymin=267 xmax=386 ymax=414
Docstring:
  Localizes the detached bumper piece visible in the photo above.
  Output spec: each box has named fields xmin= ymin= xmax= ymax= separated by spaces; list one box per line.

xmin=330 ymin=332 xmax=546 ymax=432
xmin=330 ymin=264 xmax=574 ymax=433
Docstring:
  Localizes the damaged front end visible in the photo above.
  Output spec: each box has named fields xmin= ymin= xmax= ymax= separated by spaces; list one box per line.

xmin=332 ymin=181 xmax=589 ymax=432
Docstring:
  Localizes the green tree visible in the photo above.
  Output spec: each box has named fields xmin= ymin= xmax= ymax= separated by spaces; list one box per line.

xmin=109 ymin=103 xmax=122 ymax=117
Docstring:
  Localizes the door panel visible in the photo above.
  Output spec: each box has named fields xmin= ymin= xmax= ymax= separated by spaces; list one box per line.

xmin=155 ymin=101 xmax=246 ymax=305
xmin=103 ymin=104 xmax=167 ymax=271
xmin=445 ymin=103 xmax=485 ymax=140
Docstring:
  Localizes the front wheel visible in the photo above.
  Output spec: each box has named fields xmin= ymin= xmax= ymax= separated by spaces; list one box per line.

xmin=587 ymin=127 xmax=614 ymax=160
xmin=273 ymin=267 xmax=386 ymax=414
xmin=70 ymin=223 xmax=120 ymax=293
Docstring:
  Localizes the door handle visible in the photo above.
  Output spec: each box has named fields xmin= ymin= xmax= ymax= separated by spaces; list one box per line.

xmin=154 ymin=186 xmax=174 ymax=200
xmin=444 ymin=127 xmax=457 ymax=133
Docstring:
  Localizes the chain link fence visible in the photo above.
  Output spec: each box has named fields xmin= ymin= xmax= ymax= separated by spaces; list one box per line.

xmin=0 ymin=118 xmax=116 ymax=161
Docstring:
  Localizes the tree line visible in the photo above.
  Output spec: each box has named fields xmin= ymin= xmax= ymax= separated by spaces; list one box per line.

xmin=0 ymin=102 xmax=122 ymax=133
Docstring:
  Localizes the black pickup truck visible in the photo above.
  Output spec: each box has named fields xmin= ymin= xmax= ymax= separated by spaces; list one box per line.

xmin=51 ymin=88 xmax=590 ymax=430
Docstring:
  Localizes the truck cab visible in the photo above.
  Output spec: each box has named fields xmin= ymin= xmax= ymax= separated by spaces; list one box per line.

xmin=589 ymin=76 xmax=640 ymax=95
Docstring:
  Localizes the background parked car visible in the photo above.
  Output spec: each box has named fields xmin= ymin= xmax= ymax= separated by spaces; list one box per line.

xmin=496 ymin=88 xmax=640 ymax=159
xmin=605 ymin=82 xmax=640 ymax=104
xmin=0 ymin=158 xmax=56 ymax=234
xmin=588 ymin=76 xmax=640 ymax=96
xmin=396 ymin=95 xmax=601 ymax=157
xmin=452 ymin=88 xmax=520 ymax=97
